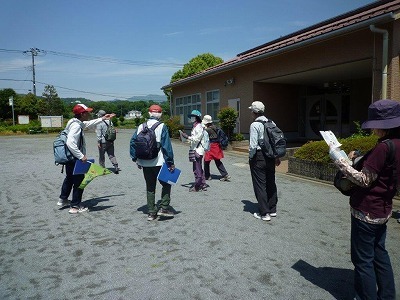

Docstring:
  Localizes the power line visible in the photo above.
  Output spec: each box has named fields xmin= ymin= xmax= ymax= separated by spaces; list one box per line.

xmin=0 ymin=48 xmax=183 ymax=68
xmin=35 ymin=80 xmax=132 ymax=100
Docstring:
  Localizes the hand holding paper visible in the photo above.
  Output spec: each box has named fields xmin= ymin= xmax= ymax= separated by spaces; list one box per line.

xmin=320 ymin=131 xmax=352 ymax=164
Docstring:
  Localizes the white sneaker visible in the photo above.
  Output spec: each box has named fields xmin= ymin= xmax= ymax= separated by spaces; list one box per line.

xmin=253 ymin=213 xmax=271 ymax=221
xmin=68 ymin=206 xmax=89 ymax=214
xmin=269 ymin=213 xmax=277 ymax=217
xmin=57 ymin=198 xmax=70 ymax=207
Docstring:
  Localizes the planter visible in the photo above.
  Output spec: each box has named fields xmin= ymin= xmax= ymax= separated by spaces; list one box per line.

xmin=288 ymin=156 xmax=337 ymax=182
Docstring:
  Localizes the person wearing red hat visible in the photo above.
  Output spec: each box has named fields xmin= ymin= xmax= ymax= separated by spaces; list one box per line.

xmin=330 ymin=99 xmax=399 ymax=299
xmin=58 ymin=103 xmax=115 ymax=214
xmin=130 ymin=104 xmax=175 ymax=221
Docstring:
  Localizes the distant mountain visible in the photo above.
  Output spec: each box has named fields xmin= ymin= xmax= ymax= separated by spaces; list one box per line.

xmin=61 ymin=94 xmax=167 ymax=103
xmin=127 ymin=94 xmax=167 ymax=102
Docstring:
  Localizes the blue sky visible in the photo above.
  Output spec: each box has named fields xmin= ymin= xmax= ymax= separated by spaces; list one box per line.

xmin=0 ymin=0 xmax=373 ymax=101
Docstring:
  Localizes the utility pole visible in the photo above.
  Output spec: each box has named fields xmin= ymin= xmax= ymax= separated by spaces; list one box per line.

xmin=23 ymin=48 xmax=44 ymax=96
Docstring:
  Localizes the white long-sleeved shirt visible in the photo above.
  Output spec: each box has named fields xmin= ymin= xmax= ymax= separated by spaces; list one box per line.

xmin=66 ymin=117 xmax=104 ymax=160
xmin=188 ymin=122 xmax=206 ymax=156
xmin=249 ymin=116 xmax=275 ymax=158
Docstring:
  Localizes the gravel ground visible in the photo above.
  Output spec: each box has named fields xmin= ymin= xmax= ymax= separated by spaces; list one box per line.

xmin=0 ymin=129 xmax=398 ymax=300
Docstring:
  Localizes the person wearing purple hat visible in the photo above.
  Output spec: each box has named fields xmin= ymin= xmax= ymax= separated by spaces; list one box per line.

xmin=330 ymin=99 xmax=399 ymax=299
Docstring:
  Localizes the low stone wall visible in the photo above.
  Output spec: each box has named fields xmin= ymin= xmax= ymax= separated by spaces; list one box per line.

xmin=288 ymin=157 xmax=337 ymax=182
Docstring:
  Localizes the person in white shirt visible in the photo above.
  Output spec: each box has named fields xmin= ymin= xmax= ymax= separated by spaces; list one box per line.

xmin=180 ymin=110 xmax=208 ymax=192
xmin=58 ymin=104 xmax=115 ymax=214
xmin=248 ymin=101 xmax=280 ymax=221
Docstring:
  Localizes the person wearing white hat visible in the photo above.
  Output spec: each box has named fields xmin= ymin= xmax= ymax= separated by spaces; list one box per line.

xmin=202 ymin=115 xmax=230 ymax=181
xmin=248 ymin=101 xmax=280 ymax=222
xmin=95 ymin=109 xmax=120 ymax=174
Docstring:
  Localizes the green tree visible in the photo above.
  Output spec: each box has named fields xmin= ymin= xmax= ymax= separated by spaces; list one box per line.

xmin=170 ymin=53 xmax=223 ymax=83
xmin=0 ymin=88 xmax=17 ymax=120
xmin=42 ymin=85 xmax=65 ymax=116
xmin=217 ymin=107 xmax=238 ymax=140
xmin=15 ymin=93 xmax=45 ymax=119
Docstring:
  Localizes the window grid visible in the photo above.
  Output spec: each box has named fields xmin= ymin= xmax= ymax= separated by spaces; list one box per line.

xmin=175 ymin=93 xmax=201 ymax=125
xmin=206 ymin=90 xmax=220 ymax=122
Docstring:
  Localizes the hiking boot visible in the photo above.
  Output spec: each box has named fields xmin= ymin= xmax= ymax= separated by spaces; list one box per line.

xmin=253 ymin=213 xmax=271 ymax=221
xmin=147 ymin=213 xmax=157 ymax=221
xmin=220 ymin=175 xmax=231 ymax=182
xmin=69 ymin=206 xmax=89 ymax=214
xmin=157 ymin=209 xmax=175 ymax=217
xmin=57 ymin=198 xmax=70 ymax=207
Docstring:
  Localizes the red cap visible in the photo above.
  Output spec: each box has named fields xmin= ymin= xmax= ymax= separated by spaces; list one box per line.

xmin=73 ymin=104 xmax=93 ymax=115
xmin=149 ymin=104 xmax=162 ymax=113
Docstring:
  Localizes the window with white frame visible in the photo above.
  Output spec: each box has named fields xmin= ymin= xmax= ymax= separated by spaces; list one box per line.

xmin=175 ymin=93 xmax=201 ymax=125
xmin=206 ymin=90 xmax=220 ymax=121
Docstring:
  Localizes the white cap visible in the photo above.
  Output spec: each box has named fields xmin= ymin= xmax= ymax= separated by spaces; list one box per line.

xmin=248 ymin=101 xmax=265 ymax=113
xmin=202 ymin=115 xmax=213 ymax=125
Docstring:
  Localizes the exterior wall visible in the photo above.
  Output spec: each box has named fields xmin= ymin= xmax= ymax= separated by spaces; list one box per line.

xmin=389 ymin=18 xmax=400 ymax=100
xmin=170 ymin=23 xmax=399 ymax=138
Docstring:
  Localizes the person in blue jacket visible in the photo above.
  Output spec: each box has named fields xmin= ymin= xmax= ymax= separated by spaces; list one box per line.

xmin=130 ymin=105 xmax=175 ymax=221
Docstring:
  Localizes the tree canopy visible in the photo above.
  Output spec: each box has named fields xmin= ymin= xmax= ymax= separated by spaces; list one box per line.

xmin=0 ymin=87 xmax=170 ymax=124
xmin=170 ymin=53 xmax=223 ymax=83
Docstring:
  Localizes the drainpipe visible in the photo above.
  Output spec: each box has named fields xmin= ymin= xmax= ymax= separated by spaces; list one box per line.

xmin=370 ymin=24 xmax=388 ymax=99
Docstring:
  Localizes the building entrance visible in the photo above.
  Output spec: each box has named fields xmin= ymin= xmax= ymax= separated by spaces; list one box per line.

xmin=305 ymin=94 xmax=342 ymax=139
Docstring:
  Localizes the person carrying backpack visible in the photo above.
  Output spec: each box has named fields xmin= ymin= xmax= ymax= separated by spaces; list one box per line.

xmin=95 ymin=110 xmax=120 ymax=174
xmin=130 ymin=105 xmax=175 ymax=221
xmin=202 ymin=115 xmax=231 ymax=182
xmin=248 ymin=101 xmax=281 ymax=221
xmin=58 ymin=104 xmax=115 ymax=214
xmin=330 ymin=99 xmax=398 ymax=300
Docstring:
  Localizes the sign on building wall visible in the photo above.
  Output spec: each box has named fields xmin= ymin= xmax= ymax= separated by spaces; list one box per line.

xmin=18 ymin=115 xmax=30 ymax=124
xmin=39 ymin=116 xmax=63 ymax=128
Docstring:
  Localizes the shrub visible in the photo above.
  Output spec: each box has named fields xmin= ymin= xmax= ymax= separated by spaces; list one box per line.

xmin=231 ymin=133 xmax=245 ymax=141
xmin=164 ymin=116 xmax=184 ymax=138
xmin=217 ymin=107 xmax=238 ymax=140
xmin=294 ymin=134 xmax=378 ymax=163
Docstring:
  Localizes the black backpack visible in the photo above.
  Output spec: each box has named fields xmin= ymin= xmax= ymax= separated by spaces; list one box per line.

xmin=103 ymin=121 xmax=116 ymax=142
xmin=333 ymin=139 xmax=396 ymax=196
xmin=257 ymin=120 xmax=286 ymax=158
xmin=133 ymin=121 xmax=161 ymax=159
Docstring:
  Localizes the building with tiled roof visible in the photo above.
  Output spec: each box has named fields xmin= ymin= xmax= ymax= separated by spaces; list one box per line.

xmin=162 ymin=0 xmax=400 ymax=141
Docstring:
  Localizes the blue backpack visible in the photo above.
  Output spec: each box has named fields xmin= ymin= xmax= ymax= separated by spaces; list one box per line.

xmin=133 ymin=121 xmax=162 ymax=159
xmin=217 ymin=128 xmax=229 ymax=150
xmin=53 ymin=122 xmax=82 ymax=165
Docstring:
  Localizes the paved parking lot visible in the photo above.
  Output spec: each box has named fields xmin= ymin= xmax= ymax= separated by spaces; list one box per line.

xmin=0 ymin=129 xmax=399 ymax=299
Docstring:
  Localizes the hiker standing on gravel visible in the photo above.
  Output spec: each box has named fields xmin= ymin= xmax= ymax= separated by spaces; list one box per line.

xmin=130 ymin=105 xmax=175 ymax=221
xmin=180 ymin=110 xmax=208 ymax=192
xmin=248 ymin=101 xmax=280 ymax=221
xmin=202 ymin=114 xmax=231 ymax=182
xmin=95 ymin=109 xmax=120 ymax=174
xmin=330 ymin=99 xmax=398 ymax=300
xmin=58 ymin=104 xmax=115 ymax=214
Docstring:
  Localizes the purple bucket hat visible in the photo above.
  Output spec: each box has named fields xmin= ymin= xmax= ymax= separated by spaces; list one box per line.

xmin=361 ymin=99 xmax=400 ymax=129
